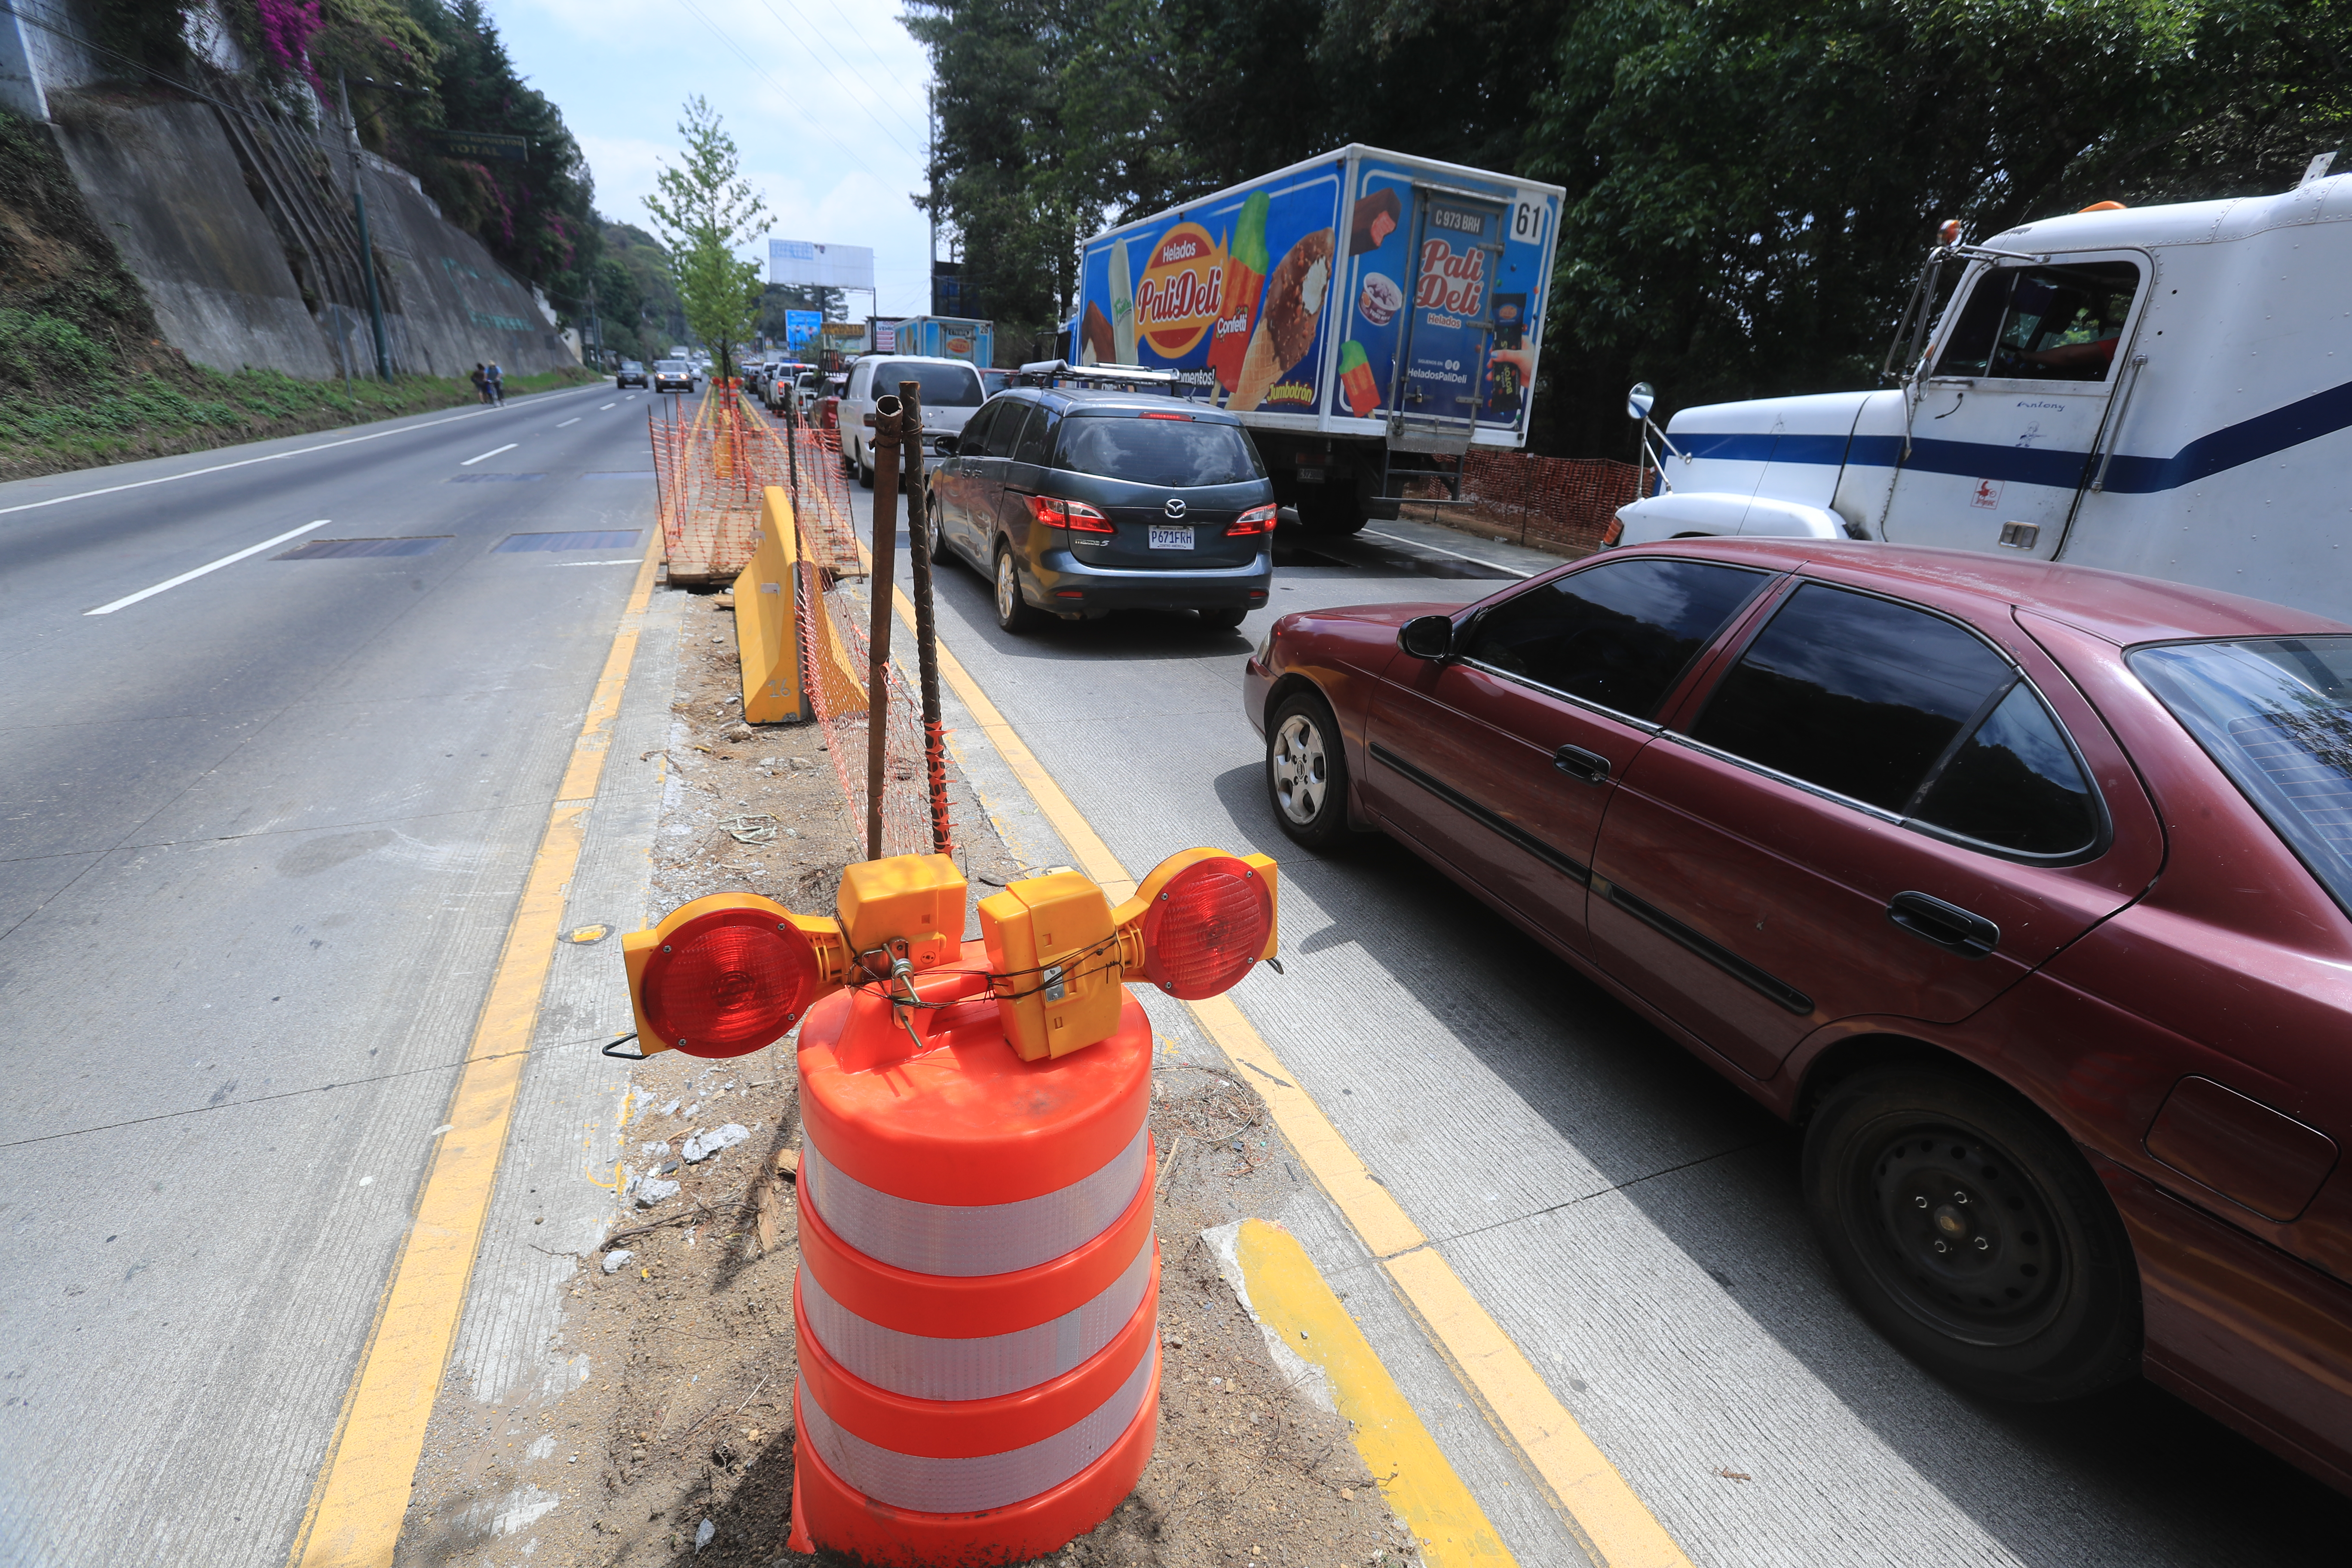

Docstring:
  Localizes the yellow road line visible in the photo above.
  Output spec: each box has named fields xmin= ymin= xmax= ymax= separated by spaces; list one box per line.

xmin=905 ymin=589 xmax=1695 ymax=1568
xmin=287 ymin=539 xmax=664 ymax=1568
xmin=1229 ymin=1219 xmax=1514 ymax=1565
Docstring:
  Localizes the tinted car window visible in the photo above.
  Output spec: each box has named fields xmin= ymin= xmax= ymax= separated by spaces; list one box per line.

xmin=2133 ymin=636 xmax=2352 ymax=914
xmin=1933 ymin=261 xmax=2140 ymax=383
xmin=1911 ymin=683 xmax=2100 ymax=855
xmin=1014 ymin=406 xmax=1057 ymax=466
xmin=985 ymin=401 xmax=1034 ymax=459
xmin=956 ymin=401 xmax=1001 ymax=456
xmin=1057 ymin=415 xmax=1265 ymax=486
xmin=1462 ymin=559 xmax=1772 ymax=721
xmin=1692 ymin=584 xmax=2013 ymax=811
xmin=871 ymin=359 xmax=984 ymax=407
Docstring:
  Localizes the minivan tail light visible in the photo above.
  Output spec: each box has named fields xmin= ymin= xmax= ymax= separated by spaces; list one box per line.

xmin=1227 ymin=504 xmax=1277 ymax=537
xmin=1029 ymin=494 xmax=1112 ymax=533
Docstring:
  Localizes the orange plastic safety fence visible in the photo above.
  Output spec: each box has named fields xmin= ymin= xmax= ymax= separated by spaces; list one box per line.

xmin=1401 ymin=451 xmax=1651 ymax=552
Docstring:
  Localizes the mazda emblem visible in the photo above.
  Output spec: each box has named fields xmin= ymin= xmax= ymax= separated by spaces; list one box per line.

xmin=1164 ymin=498 xmax=1187 ymax=519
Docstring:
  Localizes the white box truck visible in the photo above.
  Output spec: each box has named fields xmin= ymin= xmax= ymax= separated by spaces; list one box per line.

xmin=1072 ymin=145 xmax=1565 ymax=534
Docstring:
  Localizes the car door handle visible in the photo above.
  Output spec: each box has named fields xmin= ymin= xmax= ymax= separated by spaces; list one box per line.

xmin=1552 ymin=744 xmax=1610 ymax=784
xmin=1886 ymin=891 xmax=1999 ymax=959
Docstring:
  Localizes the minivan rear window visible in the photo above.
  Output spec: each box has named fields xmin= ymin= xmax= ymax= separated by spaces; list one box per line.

xmin=1055 ymin=415 xmax=1265 ymax=487
xmin=869 ymin=360 xmax=983 ymax=407
xmin=2133 ymin=637 xmax=2352 ymax=915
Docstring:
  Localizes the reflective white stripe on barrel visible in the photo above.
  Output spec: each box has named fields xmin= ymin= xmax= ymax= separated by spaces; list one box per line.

xmin=798 ymin=1345 xmax=1156 ymax=1514
xmin=802 ymin=1124 xmax=1148 ymax=1277
xmin=799 ymin=1235 xmax=1153 ymax=1401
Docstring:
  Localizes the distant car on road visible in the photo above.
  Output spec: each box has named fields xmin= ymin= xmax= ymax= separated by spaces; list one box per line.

xmin=837 ymin=355 xmax=987 ymax=488
xmin=930 ymin=386 xmax=1274 ymax=634
xmin=652 ymin=359 xmax=698 ymax=395
xmin=1247 ymin=536 xmax=2352 ymax=1488
xmin=615 ymin=359 xmax=648 ymax=389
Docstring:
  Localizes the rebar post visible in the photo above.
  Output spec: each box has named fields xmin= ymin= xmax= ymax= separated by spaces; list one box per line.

xmin=900 ymin=380 xmax=952 ymax=857
xmin=865 ymin=395 xmax=905 ymax=861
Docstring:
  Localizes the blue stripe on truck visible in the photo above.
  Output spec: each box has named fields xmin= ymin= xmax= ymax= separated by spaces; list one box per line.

xmin=1672 ymin=374 xmax=2352 ymax=495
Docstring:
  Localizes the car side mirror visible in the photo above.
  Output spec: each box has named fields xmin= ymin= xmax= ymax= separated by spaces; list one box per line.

xmin=933 ymin=434 xmax=959 ymax=456
xmin=1399 ymin=615 xmax=1454 ymax=661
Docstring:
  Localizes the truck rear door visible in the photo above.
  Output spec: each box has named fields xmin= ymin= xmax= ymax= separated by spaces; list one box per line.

xmin=1390 ymin=191 xmax=1510 ymax=447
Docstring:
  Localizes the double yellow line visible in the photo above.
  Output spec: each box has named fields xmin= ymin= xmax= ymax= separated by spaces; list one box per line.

xmin=287 ymin=542 xmax=662 ymax=1568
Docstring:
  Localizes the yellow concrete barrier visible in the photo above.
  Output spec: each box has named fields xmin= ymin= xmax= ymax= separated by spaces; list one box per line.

xmin=733 ymin=487 xmax=812 ymax=723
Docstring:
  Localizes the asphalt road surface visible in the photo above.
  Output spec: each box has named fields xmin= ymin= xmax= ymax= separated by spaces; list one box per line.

xmin=854 ymin=473 xmax=2352 ymax=1567
xmin=0 ymin=384 xmax=668 ymax=1565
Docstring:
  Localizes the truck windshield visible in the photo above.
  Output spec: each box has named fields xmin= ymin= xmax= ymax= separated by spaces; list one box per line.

xmin=1056 ymin=415 xmax=1265 ymax=487
xmin=2132 ymin=637 xmax=2352 ymax=916
xmin=871 ymin=361 xmax=983 ymax=407
xmin=1933 ymin=261 xmax=2140 ymax=383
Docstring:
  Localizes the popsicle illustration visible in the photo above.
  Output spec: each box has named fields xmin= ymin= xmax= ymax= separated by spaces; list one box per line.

xmin=1206 ymin=190 xmax=1271 ymax=395
xmin=1231 ymin=228 xmax=1335 ymax=413
xmin=1110 ymin=237 xmax=1136 ymax=364
xmin=1338 ymin=340 xmax=1381 ymax=417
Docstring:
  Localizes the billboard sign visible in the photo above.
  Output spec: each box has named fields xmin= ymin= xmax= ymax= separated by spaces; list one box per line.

xmin=784 ymin=310 xmax=822 ymax=356
xmin=769 ymin=240 xmax=875 ymax=291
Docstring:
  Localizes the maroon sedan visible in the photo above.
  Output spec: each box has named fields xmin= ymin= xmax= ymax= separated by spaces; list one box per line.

xmin=1244 ymin=538 xmax=2352 ymax=1489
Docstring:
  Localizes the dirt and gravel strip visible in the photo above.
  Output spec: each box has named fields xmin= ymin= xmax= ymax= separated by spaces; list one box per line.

xmin=393 ymin=582 xmax=1427 ymax=1566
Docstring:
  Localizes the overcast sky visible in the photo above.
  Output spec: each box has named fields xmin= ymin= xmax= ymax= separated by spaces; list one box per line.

xmin=496 ymin=0 xmax=936 ymax=315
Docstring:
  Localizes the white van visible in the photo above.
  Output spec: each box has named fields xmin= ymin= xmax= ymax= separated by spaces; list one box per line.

xmin=838 ymin=356 xmax=989 ymax=488
xmin=1613 ymin=166 xmax=2352 ymax=618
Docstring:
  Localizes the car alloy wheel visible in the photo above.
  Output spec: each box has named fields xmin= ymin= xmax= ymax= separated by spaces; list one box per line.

xmin=993 ymin=545 xmax=1039 ymax=634
xmin=1264 ymin=692 xmax=1357 ymax=851
xmin=1271 ymin=714 xmax=1326 ymax=824
xmin=1804 ymin=1066 xmax=2140 ymax=1401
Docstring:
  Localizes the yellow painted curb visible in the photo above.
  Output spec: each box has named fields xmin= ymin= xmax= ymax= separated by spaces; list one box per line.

xmin=287 ymin=536 xmax=665 ymax=1568
xmin=1228 ymin=1219 xmax=1515 ymax=1565
xmin=898 ymin=584 xmax=1696 ymax=1568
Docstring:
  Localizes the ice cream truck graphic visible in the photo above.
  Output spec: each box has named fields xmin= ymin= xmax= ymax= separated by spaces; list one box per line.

xmin=1611 ymin=163 xmax=2352 ymax=620
xmin=1072 ymin=145 xmax=1565 ymax=535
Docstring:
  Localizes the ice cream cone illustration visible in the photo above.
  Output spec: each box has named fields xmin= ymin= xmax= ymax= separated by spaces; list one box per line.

xmin=1230 ymin=228 xmax=1335 ymax=412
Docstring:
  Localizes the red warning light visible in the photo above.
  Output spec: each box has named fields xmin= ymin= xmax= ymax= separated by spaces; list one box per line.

xmin=638 ymin=904 xmax=820 ymax=1056
xmin=1139 ymin=854 xmax=1274 ymax=999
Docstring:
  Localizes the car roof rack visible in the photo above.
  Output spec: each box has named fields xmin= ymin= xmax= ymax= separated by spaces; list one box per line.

xmin=1014 ymin=359 xmax=1180 ymax=394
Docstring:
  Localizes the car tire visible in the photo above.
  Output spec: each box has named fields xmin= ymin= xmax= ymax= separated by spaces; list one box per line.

xmin=1803 ymin=1064 xmax=2141 ymax=1403
xmin=922 ymin=492 xmax=952 ymax=570
xmin=993 ymin=543 xmax=1041 ymax=634
xmin=1265 ymin=691 xmax=1359 ymax=850
xmin=1200 ymin=606 xmax=1247 ymax=630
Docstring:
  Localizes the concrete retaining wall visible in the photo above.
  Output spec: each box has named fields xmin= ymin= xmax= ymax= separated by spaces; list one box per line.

xmin=39 ymin=80 xmax=573 ymax=382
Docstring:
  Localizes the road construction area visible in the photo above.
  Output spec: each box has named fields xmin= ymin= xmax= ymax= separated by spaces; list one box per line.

xmin=4 ymin=391 xmax=2351 ymax=1567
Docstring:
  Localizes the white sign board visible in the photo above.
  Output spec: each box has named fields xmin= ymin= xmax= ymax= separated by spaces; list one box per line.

xmin=769 ymin=240 xmax=875 ymax=291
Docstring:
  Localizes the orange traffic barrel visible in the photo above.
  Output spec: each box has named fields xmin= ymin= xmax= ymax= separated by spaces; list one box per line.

xmin=785 ymin=941 xmax=1159 ymax=1564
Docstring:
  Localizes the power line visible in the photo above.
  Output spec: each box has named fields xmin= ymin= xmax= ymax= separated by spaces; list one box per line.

xmin=671 ymin=0 xmax=894 ymax=189
xmin=747 ymin=0 xmax=930 ymax=155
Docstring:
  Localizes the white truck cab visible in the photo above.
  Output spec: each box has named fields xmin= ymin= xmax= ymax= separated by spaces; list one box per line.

xmin=1613 ymin=167 xmax=2352 ymax=618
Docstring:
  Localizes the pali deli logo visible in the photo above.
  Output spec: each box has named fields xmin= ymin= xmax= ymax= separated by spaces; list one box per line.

xmin=1415 ymin=238 xmax=1488 ymax=316
xmin=1135 ymin=222 xmax=1226 ymax=358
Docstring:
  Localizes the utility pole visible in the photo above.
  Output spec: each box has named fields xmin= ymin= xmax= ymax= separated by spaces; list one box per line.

xmin=926 ymin=82 xmax=937 ymax=315
xmin=337 ymin=71 xmax=393 ymax=381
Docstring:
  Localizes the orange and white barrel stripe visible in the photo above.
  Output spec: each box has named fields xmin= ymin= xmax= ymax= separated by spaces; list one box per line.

xmin=787 ymin=946 xmax=1161 ymax=1564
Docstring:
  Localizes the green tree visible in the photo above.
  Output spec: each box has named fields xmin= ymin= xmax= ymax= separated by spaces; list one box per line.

xmin=643 ymin=97 xmax=769 ymax=381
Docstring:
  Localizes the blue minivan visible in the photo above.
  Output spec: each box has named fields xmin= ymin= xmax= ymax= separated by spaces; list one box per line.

xmin=927 ymin=386 xmax=1276 ymax=633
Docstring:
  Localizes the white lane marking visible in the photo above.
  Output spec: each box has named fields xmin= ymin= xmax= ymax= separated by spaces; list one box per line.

xmin=599 ymin=402 xmax=616 ymax=410
xmin=460 ymin=444 xmax=519 ymax=466
xmin=1360 ymin=527 xmax=1537 ymax=579
xmin=557 ymin=418 xmax=582 ymax=428
xmin=560 ymin=559 xmax=645 ymax=566
xmin=86 ymin=520 xmax=331 ymax=616
xmin=0 ymin=387 xmax=603 ymax=518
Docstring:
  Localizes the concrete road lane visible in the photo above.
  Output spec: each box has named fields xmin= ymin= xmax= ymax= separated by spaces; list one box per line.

xmin=0 ymin=386 xmax=661 ymax=1565
xmin=856 ymin=481 xmax=2352 ymax=1566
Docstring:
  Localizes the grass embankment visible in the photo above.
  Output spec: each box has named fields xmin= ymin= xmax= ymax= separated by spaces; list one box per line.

xmin=0 ymin=106 xmax=594 ymax=482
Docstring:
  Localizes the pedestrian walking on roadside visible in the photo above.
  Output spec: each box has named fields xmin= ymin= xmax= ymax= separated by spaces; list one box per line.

xmin=470 ymin=363 xmax=490 ymax=404
xmin=486 ymin=360 xmax=505 ymax=407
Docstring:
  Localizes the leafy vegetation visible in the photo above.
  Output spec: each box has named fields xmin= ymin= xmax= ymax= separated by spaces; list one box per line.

xmin=909 ymin=0 xmax=2352 ymax=455
xmin=642 ymin=98 xmax=768 ymax=379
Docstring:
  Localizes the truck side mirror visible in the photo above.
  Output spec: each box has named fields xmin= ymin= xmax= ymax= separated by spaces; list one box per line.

xmin=1399 ymin=615 xmax=1454 ymax=661
xmin=1626 ymin=382 xmax=1656 ymax=421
